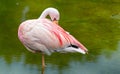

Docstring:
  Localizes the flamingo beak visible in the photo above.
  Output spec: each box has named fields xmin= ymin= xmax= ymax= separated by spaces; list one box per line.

xmin=53 ymin=20 xmax=58 ymax=24
xmin=53 ymin=18 xmax=58 ymax=24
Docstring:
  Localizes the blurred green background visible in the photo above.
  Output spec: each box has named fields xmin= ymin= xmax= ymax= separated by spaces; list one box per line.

xmin=0 ymin=0 xmax=120 ymax=74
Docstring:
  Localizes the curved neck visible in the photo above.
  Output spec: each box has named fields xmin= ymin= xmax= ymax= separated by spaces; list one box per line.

xmin=39 ymin=9 xmax=48 ymax=19
xmin=38 ymin=8 xmax=59 ymax=21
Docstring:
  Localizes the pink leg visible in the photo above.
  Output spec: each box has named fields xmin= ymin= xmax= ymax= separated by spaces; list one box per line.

xmin=42 ymin=53 xmax=45 ymax=74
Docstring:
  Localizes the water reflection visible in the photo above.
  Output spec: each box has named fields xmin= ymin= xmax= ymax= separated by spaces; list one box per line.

xmin=0 ymin=56 xmax=39 ymax=74
xmin=21 ymin=6 xmax=30 ymax=22
xmin=64 ymin=41 xmax=120 ymax=74
xmin=0 ymin=41 xmax=120 ymax=74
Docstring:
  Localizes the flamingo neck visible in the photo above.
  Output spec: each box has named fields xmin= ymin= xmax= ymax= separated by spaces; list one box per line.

xmin=39 ymin=9 xmax=48 ymax=19
xmin=38 ymin=8 xmax=59 ymax=21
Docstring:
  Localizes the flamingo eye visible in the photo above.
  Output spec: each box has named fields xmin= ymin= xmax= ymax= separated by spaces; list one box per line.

xmin=53 ymin=18 xmax=57 ymax=21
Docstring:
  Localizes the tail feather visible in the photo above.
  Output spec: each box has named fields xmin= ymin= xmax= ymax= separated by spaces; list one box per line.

xmin=61 ymin=47 xmax=86 ymax=54
xmin=67 ymin=34 xmax=88 ymax=53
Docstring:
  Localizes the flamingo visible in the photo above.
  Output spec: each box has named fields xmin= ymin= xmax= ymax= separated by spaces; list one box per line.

xmin=18 ymin=7 xmax=88 ymax=72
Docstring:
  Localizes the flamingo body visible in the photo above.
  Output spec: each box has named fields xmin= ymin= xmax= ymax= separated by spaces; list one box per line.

xmin=18 ymin=7 xmax=88 ymax=55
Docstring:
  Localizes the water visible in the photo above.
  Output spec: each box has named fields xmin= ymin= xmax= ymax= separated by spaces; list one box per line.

xmin=0 ymin=0 xmax=120 ymax=74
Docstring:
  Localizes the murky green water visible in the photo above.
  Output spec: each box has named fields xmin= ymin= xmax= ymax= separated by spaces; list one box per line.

xmin=0 ymin=0 xmax=120 ymax=74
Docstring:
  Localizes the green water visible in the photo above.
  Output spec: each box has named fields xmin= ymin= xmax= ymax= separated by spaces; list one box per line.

xmin=0 ymin=0 xmax=120 ymax=74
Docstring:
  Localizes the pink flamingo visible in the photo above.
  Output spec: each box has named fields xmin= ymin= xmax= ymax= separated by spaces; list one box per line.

xmin=18 ymin=7 xmax=88 ymax=72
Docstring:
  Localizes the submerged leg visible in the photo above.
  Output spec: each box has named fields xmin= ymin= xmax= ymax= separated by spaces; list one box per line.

xmin=42 ymin=53 xmax=45 ymax=74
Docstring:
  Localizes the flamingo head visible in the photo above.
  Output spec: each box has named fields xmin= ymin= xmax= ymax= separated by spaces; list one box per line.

xmin=39 ymin=7 xmax=60 ymax=24
xmin=48 ymin=8 xmax=60 ymax=24
xmin=48 ymin=8 xmax=60 ymax=21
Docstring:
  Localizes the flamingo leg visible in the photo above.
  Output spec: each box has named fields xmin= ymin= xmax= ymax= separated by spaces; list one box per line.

xmin=42 ymin=53 xmax=45 ymax=74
